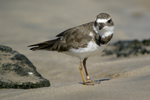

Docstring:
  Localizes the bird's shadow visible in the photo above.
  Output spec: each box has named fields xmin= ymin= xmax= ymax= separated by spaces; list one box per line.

xmin=79 ymin=79 xmax=110 ymax=85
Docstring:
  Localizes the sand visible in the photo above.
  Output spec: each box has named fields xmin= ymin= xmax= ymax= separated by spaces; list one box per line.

xmin=0 ymin=55 xmax=150 ymax=100
xmin=1 ymin=0 xmax=150 ymax=100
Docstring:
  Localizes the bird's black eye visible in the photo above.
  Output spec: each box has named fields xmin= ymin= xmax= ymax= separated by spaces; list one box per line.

xmin=107 ymin=19 xmax=112 ymax=23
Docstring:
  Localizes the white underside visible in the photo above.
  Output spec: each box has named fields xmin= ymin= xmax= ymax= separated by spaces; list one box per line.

xmin=64 ymin=41 xmax=107 ymax=59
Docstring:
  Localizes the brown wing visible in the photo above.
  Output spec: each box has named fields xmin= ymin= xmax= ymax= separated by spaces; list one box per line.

xmin=56 ymin=24 xmax=93 ymax=50
xmin=28 ymin=22 xmax=93 ymax=52
xmin=28 ymin=38 xmax=61 ymax=51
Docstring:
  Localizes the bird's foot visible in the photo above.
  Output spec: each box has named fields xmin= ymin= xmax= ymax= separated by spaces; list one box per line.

xmin=83 ymin=79 xmax=94 ymax=85
xmin=83 ymin=79 xmax=100 ymax=85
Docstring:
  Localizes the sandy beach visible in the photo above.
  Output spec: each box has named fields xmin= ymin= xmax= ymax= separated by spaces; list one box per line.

xmin=1 ymin=55 xmax=150 ymax=100
xmin=1 ymin=0 xmax=150 ymax=100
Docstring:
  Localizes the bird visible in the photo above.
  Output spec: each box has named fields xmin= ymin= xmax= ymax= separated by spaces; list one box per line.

xmin=28 ymin=13 xmax=114 ymax=85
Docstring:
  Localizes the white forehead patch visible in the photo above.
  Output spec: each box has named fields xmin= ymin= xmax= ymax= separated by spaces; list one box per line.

xmin=96 ymin=18 xmax=110 ymax=23
xmin=96 ymin=19 xmax=107 ymax=23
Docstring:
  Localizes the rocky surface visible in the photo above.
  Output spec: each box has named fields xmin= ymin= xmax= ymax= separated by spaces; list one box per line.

xmin=0 ymin=45 xmax=50 ymax=89
xmin=103 ymin=39 xmax=150 ymax=57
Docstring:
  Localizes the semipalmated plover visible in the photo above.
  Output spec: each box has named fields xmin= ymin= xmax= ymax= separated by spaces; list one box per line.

xmin=28 ymin=13 xmax=114 ymax=85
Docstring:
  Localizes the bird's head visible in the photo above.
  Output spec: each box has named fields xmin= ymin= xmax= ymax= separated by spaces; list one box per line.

xmin=93 ymin=13 xmax=114 ymax=37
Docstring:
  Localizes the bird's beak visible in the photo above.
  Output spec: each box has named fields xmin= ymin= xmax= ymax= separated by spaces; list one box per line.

xmin=99 ymin=23 xmax=104 ymax=30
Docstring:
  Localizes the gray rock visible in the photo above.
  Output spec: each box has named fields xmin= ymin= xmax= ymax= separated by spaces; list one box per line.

xmin=0 ymin=45 xmax=50 ymax=89
xmin=103 ymin=39 xmax=150 ymax=57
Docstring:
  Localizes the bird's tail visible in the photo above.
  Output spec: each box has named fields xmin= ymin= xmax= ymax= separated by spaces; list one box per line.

xmin=28 ymin=38 xmax=60 ymax=51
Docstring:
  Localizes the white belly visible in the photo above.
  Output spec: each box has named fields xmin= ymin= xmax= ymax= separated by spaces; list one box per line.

xmin=64 ymin=41 xmax=107 ymax=59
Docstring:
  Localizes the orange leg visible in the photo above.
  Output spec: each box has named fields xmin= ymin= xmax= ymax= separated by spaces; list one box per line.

xmin=83 ymin=58 xmax=94 ymax=85
xmin=79 ymin=58 xmax=94 ymax=85
xmin=78 ymin=63 xmax=86 ymax=84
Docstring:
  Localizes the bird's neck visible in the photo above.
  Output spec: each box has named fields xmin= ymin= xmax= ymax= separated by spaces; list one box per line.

xmin=93 ymin=25 xmax=114 ymax=45
xmin=93 ymin=25 xmax=114 ymax=38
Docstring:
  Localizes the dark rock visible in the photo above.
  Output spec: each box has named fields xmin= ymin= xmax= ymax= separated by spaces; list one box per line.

xmin=0 ymin=45 xmax=12 ymax=53
xmin=0 ymin=45 xmax=50 ymax=89
xmin=142 ymin=39 xmax=150 ymax=46
xmin=103 ymin=39 xmax=150 ymax=57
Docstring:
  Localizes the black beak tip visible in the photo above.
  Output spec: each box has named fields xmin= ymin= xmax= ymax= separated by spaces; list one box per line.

xmin=99 ymin=23 xmax=104 ymax=30
xmin=99 ymin=25 xmax=103 ymax=30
